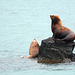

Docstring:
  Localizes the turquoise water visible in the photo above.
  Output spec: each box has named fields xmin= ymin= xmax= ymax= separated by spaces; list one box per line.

xmin=0 ymin=0 xmax=75 ymax=75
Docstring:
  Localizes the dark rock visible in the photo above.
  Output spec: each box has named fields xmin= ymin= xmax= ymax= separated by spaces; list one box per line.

xmin=72 ymin=54 xmax=75 ymax=61
xmin=62 ymin=58 xmax=71 ymax=63
xmin=38 ymin=37 xmax=75 ymax=63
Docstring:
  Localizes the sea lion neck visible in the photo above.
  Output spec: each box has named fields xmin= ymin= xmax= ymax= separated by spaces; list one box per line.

xmin=51 ymin=19 xmax=62 ymax=25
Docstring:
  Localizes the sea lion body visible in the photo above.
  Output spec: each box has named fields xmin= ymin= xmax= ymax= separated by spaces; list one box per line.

xmin=50 ymin=15 xmax=75 ymax=42
xmin=26 ymin=39 xmax=39 ymax=58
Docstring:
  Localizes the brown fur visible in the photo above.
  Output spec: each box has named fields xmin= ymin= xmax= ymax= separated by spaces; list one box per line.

xmin=26 ymin=39 xmax=39 ymax=58
xmin=50 ymin=15 xmax=75 ymax=42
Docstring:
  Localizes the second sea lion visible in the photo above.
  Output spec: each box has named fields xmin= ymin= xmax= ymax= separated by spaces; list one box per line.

xmin=26 ymin=39 xmax=39 ymax=58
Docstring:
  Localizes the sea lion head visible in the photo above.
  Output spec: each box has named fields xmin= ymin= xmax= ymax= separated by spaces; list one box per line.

xmin=32 ymin=39 xmax=39 ymax=46
xmin=32 ymin=39 xmax=37 ymax=42
xmin=50 ymin=15 xmax=61 ymax=24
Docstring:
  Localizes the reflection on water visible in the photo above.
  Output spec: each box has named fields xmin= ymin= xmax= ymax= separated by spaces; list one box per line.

xmin=0 ymin=0 xmax=75 ymax=75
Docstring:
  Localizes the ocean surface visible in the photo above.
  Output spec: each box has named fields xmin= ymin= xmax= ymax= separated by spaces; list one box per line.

xmin=0 ymin=0 xmax=75 ymax=75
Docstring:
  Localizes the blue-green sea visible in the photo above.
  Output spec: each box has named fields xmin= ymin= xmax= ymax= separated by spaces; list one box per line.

xmin=0 ymin=0 xmax=75 ymax=75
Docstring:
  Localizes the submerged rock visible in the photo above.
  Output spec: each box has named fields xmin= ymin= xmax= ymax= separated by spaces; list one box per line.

xmin=38 ymin=37 xmax=75 ymax=63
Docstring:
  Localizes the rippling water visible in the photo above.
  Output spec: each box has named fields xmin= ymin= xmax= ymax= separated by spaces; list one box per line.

xmin=0 ymin=0 xmax=75 ymax=75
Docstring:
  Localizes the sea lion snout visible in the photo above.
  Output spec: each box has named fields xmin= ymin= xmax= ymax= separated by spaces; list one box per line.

xmin=50 ymin=15 xmax=55 ymax=19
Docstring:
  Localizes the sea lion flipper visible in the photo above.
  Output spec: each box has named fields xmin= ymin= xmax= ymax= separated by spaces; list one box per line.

xmin=26 ymin=55 xmax=33 ymax=58
xmin=61 ymin=33 xmax=75 ymax=42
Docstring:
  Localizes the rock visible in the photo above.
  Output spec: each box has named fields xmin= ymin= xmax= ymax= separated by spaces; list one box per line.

xmin=62 ymin=58 xmax=71 ymax=63
xmin=38 ymin=37 xmax=75 ymax=63
xmin=20 ymin=56 xmax=24 ymax=58
xmin=72 ymin=54 xmax=75 ymax=61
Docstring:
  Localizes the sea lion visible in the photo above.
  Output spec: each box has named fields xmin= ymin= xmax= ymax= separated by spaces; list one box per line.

xmin=26 ymin=39 xmax=39 ymax=58
xmin=50 ymin=15 xmax=75 ymax=42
